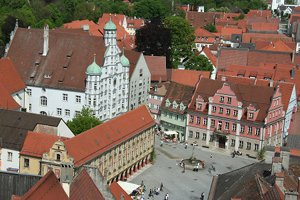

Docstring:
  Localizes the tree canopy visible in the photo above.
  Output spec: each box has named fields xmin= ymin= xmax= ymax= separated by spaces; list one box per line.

xmin=203 ymin=23 xmax=217 ymax=33
xmin=135 ymin=20 xmax=171 ymax=67
xmin=133 ymin=0 xmax=171 ymax=20
xmin=164 ymin=16 xmax=195 ymax=68
xmin=185 ymin=54 xmax=213 ymax=71
xmin=66 ymin=107 xmax=102 ymax=135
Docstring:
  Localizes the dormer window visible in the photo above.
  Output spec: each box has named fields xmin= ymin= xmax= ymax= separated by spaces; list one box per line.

xmin=180 ymin=103 xmax=185 ymax=111
xmin=220 ymin=96 xmax=224 ymax=103
xmin=249 ymin=112 xmax=254 ymax=119
xmin=165 ymin=99 xmax=170 ymax=107
xmin=56 ymin=153 xmax=61 ymax=161
xmin=227 ymin=97 xmax=231 ymax=104
xmin=173 ymin=101 xmax=178 ymax=109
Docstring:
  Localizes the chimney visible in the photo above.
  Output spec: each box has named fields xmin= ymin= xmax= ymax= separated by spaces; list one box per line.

xmin=275 ymin=173 xmax=284 ymax=190
xmin=282 ymin=148 xmax=290 ymax=170
xmin=292 ymin=51 xmax=295 ymax=64
xmin=221 ymin=76 xmax=227 ymax=81
xmin=290 ymin=67 xmax=295 ymax=79
xmin=42 ymin=24 xmax=49 ymax=56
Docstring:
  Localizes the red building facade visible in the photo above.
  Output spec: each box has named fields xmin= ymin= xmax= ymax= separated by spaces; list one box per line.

xmin=186 ymin=78 xmax=285 ymax=155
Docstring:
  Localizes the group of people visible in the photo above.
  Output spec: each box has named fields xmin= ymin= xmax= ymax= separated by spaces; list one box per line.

xmin=141 ymin=181 xmax=169 ymax=200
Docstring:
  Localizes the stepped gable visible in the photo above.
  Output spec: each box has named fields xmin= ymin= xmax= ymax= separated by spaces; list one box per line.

xmin=64 ymin=105 xmax=155 ymax=167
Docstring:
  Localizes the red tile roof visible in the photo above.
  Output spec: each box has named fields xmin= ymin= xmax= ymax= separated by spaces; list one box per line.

xmin=0 ymin=81 xmax=20 ymax=110
xmin=217 ymin=48 xmax=249 ymax=69
xmin=144 ymin=55 xmax=167 ymax=81
xmin=257 ymin=40 xmax=294 ymax=53
xmin=65 ymin=105 xmax=155 ymax=167
xmin=18 ymin=170 xmax=68 ymax=200
xmin=167 ymin=69 xmax=210 ymax=87
xmin=194 ymin=27 xmax=217 ymax=43
xmin=219 ymin=27 xmax=243 ymax=40
xmin=242 ymin=33 xmax=291 ymax=43
xmin=0 ymin=58 xmax=25 ymax=94
xmin=246 ymin=10 xmax=272 ymax=18
xmin=110 ymin=182 xmax=132 ymax=200
xmin=20 ymin=131 xmax=68 ymax=158
xmin=70 ymin=170 xmax=105 ymax=200
xmin=251 ymin=22 xmax=279 ymax=32
xmin=202 ymin=47 xmax=217 ymax=66
xmin=127 ymin=18 xmax=144 ymax=29
xmin=186 ymin=11 xmax=223 ymax=28
xmin=63 ymin=20 xmax=101 ymax=37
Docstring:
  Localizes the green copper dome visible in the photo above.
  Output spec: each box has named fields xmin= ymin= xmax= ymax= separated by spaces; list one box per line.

xmin=104 ymin=17 xmax=116 ymax=30
xmin=86 ymin=55 xmax=101 ymax=75
xmin=120 ymin=49 xmax=130 ymax=67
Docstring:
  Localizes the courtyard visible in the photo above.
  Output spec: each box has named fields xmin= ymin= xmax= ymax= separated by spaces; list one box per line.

xmin=129 ymin=136 xmax=256 ymax=200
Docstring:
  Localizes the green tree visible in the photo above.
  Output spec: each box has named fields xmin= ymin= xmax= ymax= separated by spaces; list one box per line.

xmin=133 ymin=0 xmax=170 ymax=20
xmin=164 ymin=16 xmax=195 ymax=68
xmin=204 ymin=23 xmax=217 ymax=32
xmin=185 ymin=54 xmax=213 ymax=71
xmin=67 ymin=107 xmax=102 ymax=135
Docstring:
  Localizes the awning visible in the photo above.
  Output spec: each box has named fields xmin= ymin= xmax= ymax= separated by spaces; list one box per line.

xmin=164 ymin=131 xmax=178 ymax=135
xmin=117 ymin=181 xmax=141 ymax=194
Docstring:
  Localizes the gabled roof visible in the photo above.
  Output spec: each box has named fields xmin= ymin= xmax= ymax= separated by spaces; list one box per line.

xmin=7 ymin=27 xmax=139 ymax=91
xmin=127 ymin=18 xmax=144 ymax=29
xmin=208 ymin=162 xmax=274 ymax=200
xmin=110 ymin=182 xmax=132 ymax=200
xmin=63 ymin=20 xmax=101 ymax=36
xmin=161 ymin=82 xmax=195 ymax=114
xmin=70 ymin=170 xmax=105 ymax=200
xmin=0 ymin=109 xmax=62 ymax=151
xmin=167 ymin=69 xmax=210 ymax=87
xmin=242 ymin=33 xmax=291 ymax=43
xmin=217 ymin=48 xmax=249 ymax=69
xmin=18 ymin=171 xmax=68 ymax=200
xmin=258 ymin=40 xmax=294 ymax=53
xmin=20 ymin=131 xmax=68 ymax=158
xmin=65 ymin=105 xmax=155 ymax=167
xmin=202 ymin=47 xmax=217 ymax=66
xmin=144 ymin=55 xmax=167 ymax=81
xmin=189 ymin=78 xmax=276 ymax=122
xmin=186 ymin=11 xmax=223 ymax=28
xmin=0 ymin=81 xmax=20 ymax=110
xmin=0 ymin=58 xmax=25 ymax=94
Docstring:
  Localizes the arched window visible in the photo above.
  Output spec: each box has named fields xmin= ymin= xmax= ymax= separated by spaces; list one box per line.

xmin=40 ymin=96 xmax=47 ymax=106
xmin=56 ymin=153 xmax=61 ymax=161
xmin=40 ymin=111 xmax=47 ymax=115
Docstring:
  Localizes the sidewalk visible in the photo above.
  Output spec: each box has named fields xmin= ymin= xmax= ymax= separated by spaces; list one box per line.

xmin=127 ymin=163 xmax=153 ymax=182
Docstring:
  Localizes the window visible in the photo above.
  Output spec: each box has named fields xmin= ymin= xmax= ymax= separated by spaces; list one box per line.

xmin=189 ymin=131 xmax=193 ymax=138
xmin=227 ymin=97 xmax=232 ymax=104
xmin=233 ymin=110 xmax=238 ymax=116
xmin=212 ymin=106 xmax=216 ymax=113
xmin=196 ymin=132 xmax=200 ymax=139
xmin=29 ymin=104 xmax=32 ymax=111
xmin=24 ymin=158 xmax=29 ymax=167
xmin=139 ymin=69 xmax=143 ymax=77
xmin=27 ymin=89 xmax=32 ymax=96
xmin=239 ymin=141 xmax=244 ymax=148
xmin=94 ymin=83 xmax=97 ymax=90
xmin=63 ymin=93 xmax=68 ymax=101
xmin=220 ymin=96 xmax=224 ymax=102
xmin=76 ymin=95 xmax=81 ymax=103
xmin=218 ymin=121 xmax=222 ymax=130
xmin=219 ymin=107 xmax=223 ymax=114
xmin=231 ymin=139 xmax=235 ymax=147
xmin=203 ymin=118 xmax=207 ymax=126
xmin=196 ymin=116 xmax=201 ymax=124
xmin=232 ymin=123 xmax=237 ymax=131
xmin=225 ymin=122 xmax=229 ymax=130
xmin=57 ymin=108 xmax=62 ymax=116
xmin=248 ymin=126 xmax=252 ymax=134
xmin=254 ymin=144 xmax=259 ymax=151
xmin=240 ymin=125 xmax=245 ymax=133
xmin=197 ymin=103 xmax=202 ymax=110
xmin=56 ymin=154 xmax=61 ymax=161
xmin=189 ymin=115 xmax=194 ymax=123
xmin=202 ymin=133 xmax=207 ymax=141
xmin=40 ymin=96 xmax=47 ymax=106
xmin=65 ymin=109 xmax=70 ymax=116
xmin=75 ymin=111 xmax=80 ymax=117
xmin=256 ymin=128 xmax=260 ymax=136
xmin=40 ymin=111 xmax=47 ymax=115
xmin=226 ymin=109 xmax=230 ymax=115
xmin=247 ymin=142 xmax=251 ymax=150
xmin=211 ymin=119 xmax=215 ymax=128
xmin=249 ymin=113 xmax=254 ymax=119
xmin=7 ymin=152 xmax=12 ymax=161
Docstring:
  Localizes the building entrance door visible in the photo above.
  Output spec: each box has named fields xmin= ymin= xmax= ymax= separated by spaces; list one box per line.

xmin=218 ymin=136 xmax=226 ymax=148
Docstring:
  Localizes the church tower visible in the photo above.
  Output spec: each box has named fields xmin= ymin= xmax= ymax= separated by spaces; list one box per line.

xmin=104 ymin=16 xmax=117 ymax=47
xmin=85 ymin=55 xmax=101 ymax=116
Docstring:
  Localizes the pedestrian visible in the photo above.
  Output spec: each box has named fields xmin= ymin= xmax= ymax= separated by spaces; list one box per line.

xmin=185 ymin=142 xmax=188 ymax=149
xmin=182 ymin=163 xmax=186 ymax=173
xmin=210 ymin=154 xmax=212 ymax=159
xmin=141 ymin=180 xmax=144 ymax=186
xmin=149 ymin=189 xmax=152 ymax=197
xmin=160 ymin=182 xmax=164 ymax=191
xmin=165 ymin=193 xmax=169 ymax=200
xmin=200 ymin=192 xmax=205 ymax=200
